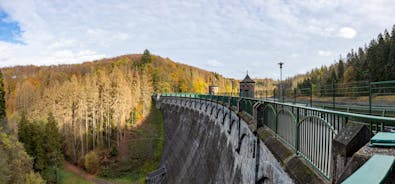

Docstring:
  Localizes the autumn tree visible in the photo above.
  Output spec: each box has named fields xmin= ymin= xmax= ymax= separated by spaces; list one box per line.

xmin=0 ymin=130 xmax=44 ymax=184
xmin=84 ymin=151 xmax=100 ymax=174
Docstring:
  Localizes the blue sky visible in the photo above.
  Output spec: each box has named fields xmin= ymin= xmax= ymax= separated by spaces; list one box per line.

xmin=0 ymin=9 xmax=22 ymax=43
xmin=1 ymin=0 xmax=395 ymax=79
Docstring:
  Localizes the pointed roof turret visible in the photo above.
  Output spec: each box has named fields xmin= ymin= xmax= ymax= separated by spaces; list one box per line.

xmin=241 ymin=71 xmax=255 ymax=83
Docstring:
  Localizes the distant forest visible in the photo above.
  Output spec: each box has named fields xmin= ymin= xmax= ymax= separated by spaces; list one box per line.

xmin=285 ymin=25 xmax=395 ymax=95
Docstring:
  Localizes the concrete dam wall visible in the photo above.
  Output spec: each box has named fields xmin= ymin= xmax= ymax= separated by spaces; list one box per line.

xmin=156 ymin=97 xmax=293 ymax=184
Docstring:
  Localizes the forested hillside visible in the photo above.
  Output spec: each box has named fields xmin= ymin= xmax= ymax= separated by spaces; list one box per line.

xmin=1 ymin=50 xmax=244 ymax=182
xmin=0 ymin=71 xmax=44 ymax=183
xmin=287 ymin=25 xmax=395 ymax=93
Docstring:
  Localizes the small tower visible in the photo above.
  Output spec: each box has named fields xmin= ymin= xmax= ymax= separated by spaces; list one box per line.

xmin=208 ymin=78 xmax=219 ymax=95
xmin=240 ymin=72 xmax=255 ymax=97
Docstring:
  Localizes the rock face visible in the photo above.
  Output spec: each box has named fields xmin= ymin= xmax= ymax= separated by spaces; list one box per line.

xmin=157 ymin=97 xmax=293 ymax=184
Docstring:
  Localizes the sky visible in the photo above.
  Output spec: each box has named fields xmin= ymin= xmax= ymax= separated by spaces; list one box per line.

xmin=0 ymin=0 xmax=395 ymax=80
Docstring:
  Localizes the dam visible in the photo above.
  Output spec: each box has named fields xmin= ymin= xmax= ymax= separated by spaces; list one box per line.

xmin=147 ymin=94 xmax=395 ymax=184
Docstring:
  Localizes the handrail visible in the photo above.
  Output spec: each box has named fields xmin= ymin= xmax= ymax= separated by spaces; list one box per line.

xmin=158 ymin=93 xmax=395 ymax=124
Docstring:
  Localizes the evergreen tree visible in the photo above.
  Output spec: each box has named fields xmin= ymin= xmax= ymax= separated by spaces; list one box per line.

xmin=0 ymin=71 xmax=6 ymax=128
xmin=389 ymin=25 xmax=395 ymax=79
xmin=18 ymin=114 xmax=61 ymax=182
xmin=18 ymin=113 xmax=31 ymax=153
xmin=43 ymin=112 xmax=63 ymax=183
xmin=30 ymin=122 xmax=46 ymax=172
xmin=330 ymin=66 xmax=338 ymax=83
xmin=141 ymin=49 xmax=152 ymax=65
xmin=294 ymin=25 xmax=395 ymax=94
xmin=337 ymin=59 xmax=345 ymax=81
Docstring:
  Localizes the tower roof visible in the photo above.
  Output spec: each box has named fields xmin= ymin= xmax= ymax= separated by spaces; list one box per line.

xmin=241 ymin=74 xmax=255 ymax=83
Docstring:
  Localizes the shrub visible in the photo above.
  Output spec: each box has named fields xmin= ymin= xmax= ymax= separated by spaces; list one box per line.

xmin=25 ymin=171 xmax=45 ymax=184
xmin=84 ymin=151 xmax=100 ymax=174
xmin=111 ymin=146 xmax=119 ymax=156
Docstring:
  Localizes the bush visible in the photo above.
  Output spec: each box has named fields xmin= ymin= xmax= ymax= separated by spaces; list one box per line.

xmin=84 ymin=151 xmax=100 ymax=174
xmin=111 ymin=146 xmax=119 ymax=156
xmin=25 ymin=171 xmax=45 ymax=184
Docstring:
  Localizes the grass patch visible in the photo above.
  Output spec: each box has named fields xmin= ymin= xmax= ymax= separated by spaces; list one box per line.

xmin=100 ymin=173 xmax=144 ymax=184
xmin=99 ymin=103 xmax=165 ymax=183
xmin=58 ymin=168 xmax=93 ymax=184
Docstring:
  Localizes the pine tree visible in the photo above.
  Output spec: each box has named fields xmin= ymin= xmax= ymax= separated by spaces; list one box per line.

xmin=31 ymin=122 xmax=45 ymax=172
xmin=0 ymin=71 xmax=6 ymax=128
xmin=43 ymin=112 xmax=63 ymax=183
xmin=141 ymin=49 xmax=152 ymax=65
xmin=389 ymin=25 xmax=395 ymax=79
xmin=18 ymin=113 xmax=30 ymax=153
xmin=337 ymin=59 xmax=345 ymax=81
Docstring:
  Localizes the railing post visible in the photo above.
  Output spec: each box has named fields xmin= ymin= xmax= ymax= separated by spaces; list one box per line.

xmin=295 ymin=107 xmax=300 ymax=155
xmin=310 ymin=85 xmax=313 ymax=107
xmin=369 ymin=81 xmax=373 ymax=136
xmin=237 ymin=98 xmax=241 ymax=112
xmin=369 ymin=80 xmax=372 ymax=115
xmin=266 ymin=90 xmax=268 ymax=100
xmin=293 ymin=88 xmax=296 ymax=104
xmin=275 ymin=111 xmax=278 ymax=135
xmin=332 ymin=80 xmax=336 ymax=110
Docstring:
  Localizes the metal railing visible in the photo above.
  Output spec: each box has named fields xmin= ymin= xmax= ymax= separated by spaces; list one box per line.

xmin=255 ymin=80 xmax=395 ymax=117
xmin=146 ymin=167 xmax=167 ymax=184
xmin=157 ymin=93 xmax=395 ymax=180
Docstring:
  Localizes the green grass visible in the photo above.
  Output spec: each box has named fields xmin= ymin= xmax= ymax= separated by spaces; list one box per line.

xmin=58 ymin=168 xmax=93 ymax=184
xmin=99 ymin=103 xmax=165 ymax=183
xmin=100 ymin=173 xmax=145 ymax=184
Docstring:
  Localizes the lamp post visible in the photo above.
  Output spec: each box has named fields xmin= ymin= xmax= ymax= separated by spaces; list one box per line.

xmin=278 ymin=62 xmax=284 ymax=102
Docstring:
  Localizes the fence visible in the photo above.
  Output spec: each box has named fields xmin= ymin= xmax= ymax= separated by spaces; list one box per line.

xmin=158 ymin=93 xmax=395 ymax=180
xmin=253 ymin=80 xmax=395 ymax=117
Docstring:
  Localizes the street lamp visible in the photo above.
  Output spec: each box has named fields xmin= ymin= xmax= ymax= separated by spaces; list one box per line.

xmin=278 ymin=62 xmax=284 ymax=102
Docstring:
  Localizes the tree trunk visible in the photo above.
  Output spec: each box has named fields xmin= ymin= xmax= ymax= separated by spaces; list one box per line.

xmin=85 ymin=108 xmax=89 ymax=152
xmin=92 ymin=106 xmax=96 ymax=150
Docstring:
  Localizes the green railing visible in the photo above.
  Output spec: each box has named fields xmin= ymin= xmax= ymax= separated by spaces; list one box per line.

xmin=256 ymin=80 xmax=395 ymax=117
xmin=157 ymin=93 xmax=395 ymax=180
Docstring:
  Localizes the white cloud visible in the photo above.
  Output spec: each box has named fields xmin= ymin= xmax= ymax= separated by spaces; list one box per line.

xmin=0 ymin=0 xmax=394 ymax=78
xmin=338 ymin=27 xmax=357 ymax=39
xmin=48 ymin=39 xmax=76 ymax=49
xmin=47 ymin=50 xmax=105 ymax=64
xmin=206 ymin=59 xmax=224 ymax=67
xmin=291 ymin=53 xmax=299 ymax=58
xmin=318 ymin=50 xmax=333 ymax=57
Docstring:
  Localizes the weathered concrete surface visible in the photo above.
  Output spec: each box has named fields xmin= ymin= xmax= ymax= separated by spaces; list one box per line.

xmin=285 ymin=157 xmax=325 ymax=184
xmin=332 ymin=125 xmax=370 ymax=184
xmin=158 ymin=98 xmax=293 ymax=184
